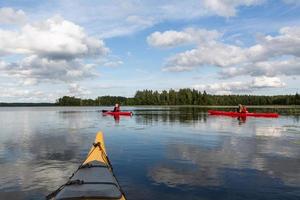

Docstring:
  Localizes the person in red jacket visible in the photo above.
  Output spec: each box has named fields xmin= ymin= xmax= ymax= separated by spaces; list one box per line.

xmin=113 ymin=103 xmax=120 ymax=112
xmin=237 ymin=104 xmax=248 ymax=113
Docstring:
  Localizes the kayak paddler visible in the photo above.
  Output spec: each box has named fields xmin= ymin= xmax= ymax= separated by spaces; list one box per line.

xmin=237 ymin=104 xmax=248 ymax=113
xmin=113 ymin=103 xmax=120 ymax=112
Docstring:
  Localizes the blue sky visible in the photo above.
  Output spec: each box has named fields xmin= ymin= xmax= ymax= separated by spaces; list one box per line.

xmin=0 ymin=0 xmax=300 ymax=102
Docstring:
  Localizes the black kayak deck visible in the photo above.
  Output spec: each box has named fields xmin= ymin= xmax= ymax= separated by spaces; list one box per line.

xmin=54 ymin=161 xmax=122 ymax=200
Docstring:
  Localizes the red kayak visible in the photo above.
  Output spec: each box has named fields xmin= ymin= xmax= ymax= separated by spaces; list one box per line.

xmin=208 ymin=110 xmax=279 ymax=118
xmin=102 ymin=110 xmax=133 ymax=116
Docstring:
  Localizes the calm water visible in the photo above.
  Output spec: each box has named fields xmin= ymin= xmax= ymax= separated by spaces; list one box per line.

xmin=0 ymin=106 xmax=299 ymax=200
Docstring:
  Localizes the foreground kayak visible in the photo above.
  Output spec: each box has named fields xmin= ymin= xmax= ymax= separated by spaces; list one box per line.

xmin=47 ymin=132 xmax=126 ymax=200
xmin=102 ymin=110 xmax=133 ymax=116
xmin=208 ymin=110 xmax=279 ymax=118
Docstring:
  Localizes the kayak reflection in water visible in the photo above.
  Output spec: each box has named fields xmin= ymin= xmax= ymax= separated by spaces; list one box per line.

xmin=114 ymin=115 xmax=120 ymax=124
xmin=237 ymin=104 xmax=248 ymax=113
xmin=238 ymin=116 xmax=247 ymax=124
xmin=113 ymin=103 xmax=120 ymax=112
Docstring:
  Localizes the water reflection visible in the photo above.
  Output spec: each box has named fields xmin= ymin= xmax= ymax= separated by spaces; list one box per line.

xmin=0 ymin=134 xmax=80 ymax=199
xmin=0 ymin=107 xmax=299 ymax=200
xmin=149 ymin=136 xmax=300 ymax=188
xmin=134 ymin=108 xmax=300 ymax=199
xmin=102 ymin=114 xmax=133 ymax=124
xmin=134 ymin=110 xmax=208 ymax=125
xmin=237 ymin=116 xmax=247 ymax=124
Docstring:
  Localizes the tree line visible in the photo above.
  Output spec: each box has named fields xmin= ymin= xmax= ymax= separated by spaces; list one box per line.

xmin=56 ymin=89 xmax=300 ymax=106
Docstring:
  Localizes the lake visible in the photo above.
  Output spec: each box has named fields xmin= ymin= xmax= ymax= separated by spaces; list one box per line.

xmin=0 ymin=106 xmax=299 ymax=200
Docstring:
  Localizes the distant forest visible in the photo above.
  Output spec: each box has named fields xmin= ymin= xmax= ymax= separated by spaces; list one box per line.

xmin=56 ymin=89 xmax=300 ymax=106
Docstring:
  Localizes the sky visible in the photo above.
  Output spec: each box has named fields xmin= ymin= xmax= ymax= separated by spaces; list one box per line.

xmin=0 ymin=0 xmax=300 ymax=102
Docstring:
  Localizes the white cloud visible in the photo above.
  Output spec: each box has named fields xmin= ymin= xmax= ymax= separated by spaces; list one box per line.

xmin=0 ymin=7 xmax=27 ymax=25
xmin=22 ymin=78 xmax=38 ymax=86
xmin=98 ymin=14 xmax=156 ymax=38
xmin=0 ymin=85 xmax=70 ymax=102
xmin=155 ymin=26 xmax=300 ymax=78
xmin=93 ymin=84 xmax=123 ymax=89
xmin=1 ymin=86 xmax=47 ymax=102
xmin=51 ymin=0 xmax=266 ymax=38
xmin=103 ymin=60 xmax=124 ymax=67
xmin=96 ymin=55 xmax=124 ymax=67
xmin=1 ymin=83 xmax=93 ymax=102
xmin=193 ymin=76 xmax=285 ymax=94
xmin=193 ymin=81 xmax=250 ymax=94
xmin=0 ymin=55 xmax=97 ymax=84
xmin=221 ymin=57 xmax=300 ymax=78
xmin=147 ymin=30 xmax=193 ymax=48
xmin=252 ymin=76 xmax=286 ymax=88
xmin=0 ymin=15 xmax=108 ymax=59
xmin=246 ymin=26 xmax=300 ymax=61
xmin=125 ymin=15 xmax=154 ymax=27
xmin=164 ymin=43 xmax=246 ymax=71
xmin=0 ymin=60 xmax=6 ymax=69
xmin=68 ymin=83 xmax=91 ymax=97
xmin=147 ymin=28 xmax=220 ymax=48
xmin=1 ymin=83 xmax=92 ymax=102
xmin=202 ymin=0 xmax=265 ymax=17
xmin=0 ymin=16 xmax=110 ymax=86
xmin=2 ymin=88 xmax=41 ymax=98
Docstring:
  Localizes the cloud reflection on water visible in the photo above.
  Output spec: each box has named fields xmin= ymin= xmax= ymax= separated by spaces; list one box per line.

xmin=148 ymin=131 xmax=300 ymax=189
xmin=0 ymin=107 xmax=299 ymax=199
xmin=135 ymin=109 xmax=300 ymax=193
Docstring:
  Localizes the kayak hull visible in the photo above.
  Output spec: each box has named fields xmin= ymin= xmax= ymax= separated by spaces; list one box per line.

xmin=208 ymin=110 xmax=279 ymax=118
xmin=103 ymin=111 xmax=133 ymax=116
